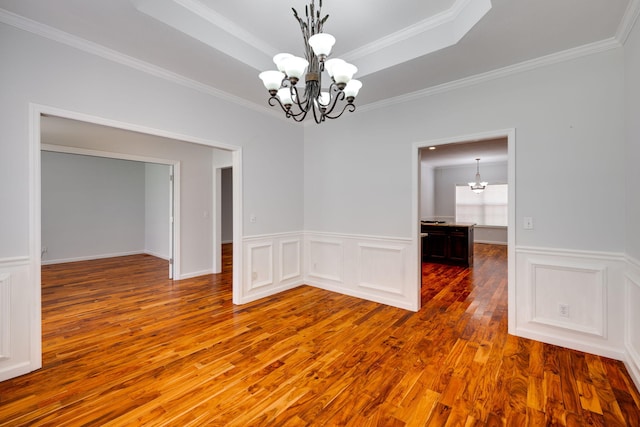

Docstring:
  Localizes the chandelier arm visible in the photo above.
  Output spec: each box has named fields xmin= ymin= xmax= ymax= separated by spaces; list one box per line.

xmin=321 ymin=84 xmax=346 ymax=117
xmin=267 ymin=93 xmax=308 ymax=122
xmin=267 ymin=96 xmax=292 ymax=115
xmin=324 ymin=103 xmax=356 ymax=120
xmin=289 ymin=85 xmax=308 ymax=112
xmin=311 ymin=101 xmax=325 ymax=124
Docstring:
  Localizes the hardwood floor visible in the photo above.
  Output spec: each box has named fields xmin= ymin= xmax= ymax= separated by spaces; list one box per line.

xmin=1 ymin=244 xmax=638 ymax=426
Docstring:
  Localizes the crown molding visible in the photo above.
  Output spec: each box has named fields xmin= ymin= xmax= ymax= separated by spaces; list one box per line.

xmin=344 ymin=0 xmax=487 ymax=62
xmin=342 ymin=0 xmax=491 ymax=77
xmin=0 ymin=5 xmax=628 ymax=125
xmin=357 ymin=37 xmax=622 ymax=115
xmin=616 ymin=0 xmax=640 ymax=44
xmin=173 ymin=0 xmax=278 ymax=55
xmin=0 ymin=8 xmax=283 ymax=120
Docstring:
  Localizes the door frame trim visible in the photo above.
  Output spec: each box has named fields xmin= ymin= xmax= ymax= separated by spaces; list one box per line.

xmin=412 ymin=128 xmax=516 ymax=330
xmin=29 ymin=103 xmax=244 ymax=371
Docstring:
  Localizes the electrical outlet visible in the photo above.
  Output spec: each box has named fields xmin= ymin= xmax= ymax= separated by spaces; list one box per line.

xmin=252 ymin=272 xmax=257 ymax=280
xmin=558 ymin=303 xmax=569 ymax=318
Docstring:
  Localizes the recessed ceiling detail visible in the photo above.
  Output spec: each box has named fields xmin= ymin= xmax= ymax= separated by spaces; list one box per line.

xmin=131 ymin=0 xmax=492 ymax=78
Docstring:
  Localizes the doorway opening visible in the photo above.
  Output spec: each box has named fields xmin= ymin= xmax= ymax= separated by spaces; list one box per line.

xmin=41 ymin=146 xmax=177 ymax=278
xmin=413 ymin=129 xmax=515 ymax=330
xmin=29 ymin=105 xmax=244 ymax=375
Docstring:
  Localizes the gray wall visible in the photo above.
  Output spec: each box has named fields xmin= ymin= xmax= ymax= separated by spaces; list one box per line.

xmin=305 ymin=48 xmax=625 ymax=253
xmin=0 ymin=22 xmax=304 ymax=262
xmin=41 ymin=151 xmax=145 ymax=262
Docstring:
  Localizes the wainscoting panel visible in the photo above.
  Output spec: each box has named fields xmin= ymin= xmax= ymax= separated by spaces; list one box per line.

xmin=0 ymin=273 xmax=10 ymax=360
xmin=247 ymin=242 xmax=273 ymax=290
xmin=529 ymin=260 xmax=606 ymax=337
xmin=305 ymin=232 xmax=417 ymax=311
xmin=280 ymin=239 xmax=301 ymax=282
xmin=515 ymin=247 xmax=626 ymax=360
xmin=239 ymin=233 xmax=304 ymax=304
xmin=625 ymin=257 xmax=640 ymax=391
xmin=0 ymin=257 xmax=38 ymax=382
xmin=307 ymin=238 xmax=344 ymax=283
xmin=357 ymin=243 xmax=405 ymax=295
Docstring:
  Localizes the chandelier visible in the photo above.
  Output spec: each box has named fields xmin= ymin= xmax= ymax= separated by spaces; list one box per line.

xmin=258 ymin=0 xmax=362 ymax=124
xmin=469 ymin=158 xmax=488 ymax=193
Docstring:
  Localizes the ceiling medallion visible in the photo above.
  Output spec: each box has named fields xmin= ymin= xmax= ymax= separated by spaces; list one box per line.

xmin=258 ymin=0 xmax=361 ymax=124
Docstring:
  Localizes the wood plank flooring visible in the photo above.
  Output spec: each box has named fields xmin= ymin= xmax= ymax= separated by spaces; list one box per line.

xmin=0 ymin=244 xmax=639 ymax=426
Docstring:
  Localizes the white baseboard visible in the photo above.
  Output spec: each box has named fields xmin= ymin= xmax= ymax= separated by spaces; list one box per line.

xmin=41 ymin=250 xmax=145 ymax=265
xmin=624 ymin=255 xmax=640 ymax=391
xmin=475 ymin=240 xmax=507 ymax=245
xmin=143 ymin=250 xmax=170 ymax=260
xmin=178 ymin=269 xmax=214 ymax=280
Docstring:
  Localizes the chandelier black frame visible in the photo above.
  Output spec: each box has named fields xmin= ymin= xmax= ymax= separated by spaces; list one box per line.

xmin=258 ymin=0 xmax=361 ymax=124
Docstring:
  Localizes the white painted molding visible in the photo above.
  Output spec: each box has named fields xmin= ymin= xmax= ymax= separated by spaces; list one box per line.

xmin=515 ymin=326 xmax=627 ymax=362
xmin=616 ymin=0 xmax=640 ymax=44
xmin=624 ymin=258 xmax=640 ymax=391
xmin=41 ymin=251 xmax=146 ymax=265
xmin=527 ymin=259 xmax=607 ymax=337
xmin=1 ymin=6 xmax=626 ymax=123
xmin=237 ymin=232 xmax=304 ymax=305
xmin=307 ymin=238 xmax=344 ymax=283
xmin=516 ymin=246 xmax=626 ymax=262
xmin=0 ymin=8 xmax=283 ymax=120
xmin=247 ymin=242 xmax=274 ymax=290
xmin=357 ymin=243 xmax=406 ymax=295
xmin=304 ymin=231 xmax=418 ymax=311
xmin=342 ymin=0 xmax=491 ymax=76
xmin=179 ymin=269 xmax=215 ymax=280
xmin=0 ymin=257 xmax=30 ymax=266
xmin=279 ymin=239 xmax=301 ymax=282
xmin=358 ymin=38 xmax=621 ymax=115
xmin=0 ymin=274 xmax=10 ymax=360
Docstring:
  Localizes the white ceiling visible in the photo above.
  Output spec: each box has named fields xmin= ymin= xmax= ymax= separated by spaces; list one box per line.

xmin=0 ymin=0 xmax=634 ymax=110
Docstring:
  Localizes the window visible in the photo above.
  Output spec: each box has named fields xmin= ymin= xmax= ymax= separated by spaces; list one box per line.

xmin=455 ymin=184 xmax=508 ymax=226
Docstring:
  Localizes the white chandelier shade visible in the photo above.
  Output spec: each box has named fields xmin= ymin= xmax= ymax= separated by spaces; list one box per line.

xmin=258 ymin=0 xmax=362 ymax=123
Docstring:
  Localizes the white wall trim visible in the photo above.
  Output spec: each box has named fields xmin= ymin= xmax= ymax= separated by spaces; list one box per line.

xmin=413 ymin=128 xmax=516 ymax=321
xmin=247 ymin=242 xmax=274 ymax=290
xmin=0 ymin=273 xmax=11 ymax=360
xmin=42 ymin=250 xmax=146 ymax=265
xmin=516 ymin=246 xmax=626 ymax=262
xmin=304 ymin=231 xmax=418 ymax=311
xmin=0 ymin=9 xmax=285 ymax=121
xmin=624 ymin=256 xmax=640 ymax=391
xmin=616 ymin=0 xmax=640 ymax=44
xmin=279 ymin=239 xmax=302 ymax=282
xmin=0 ymin=257 xmax=36 ymax=381
xmin=28 ymin=104 xmax=245 ymax=381
xmin=358 ymin=38 xmax=621 ymax=115
xmin=515 ymin=326 xmax=627 ymax=362
xmin=527 ymin=259 xmax=607 ymax=337
xmin=515 ymin=246 xmax=628 ymax=364
xmin=1 ymin=7 xmax=627 ymax=126
xmin=238 ymin=232 xmax=304 ymax=305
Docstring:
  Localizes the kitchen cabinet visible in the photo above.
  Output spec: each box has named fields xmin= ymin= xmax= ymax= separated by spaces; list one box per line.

xmin=421 ymin=223 xmax=474 ymax=267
